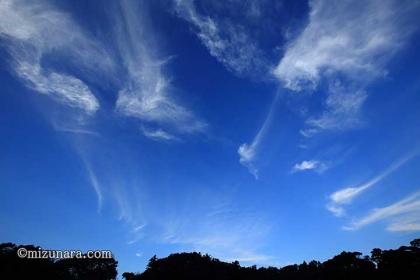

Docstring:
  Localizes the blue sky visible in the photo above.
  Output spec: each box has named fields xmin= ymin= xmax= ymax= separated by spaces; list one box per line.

xmin=1 ymin=0 xmax=420 ymax=275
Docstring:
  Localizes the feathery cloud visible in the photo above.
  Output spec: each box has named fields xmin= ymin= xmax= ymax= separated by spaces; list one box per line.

xmin=0 ymin=0 xmax=113 ymax=114
xmin=174 ymin=0 xmax=268 ymax=77
xmin=274 ymin=0 xmax=402 ymax=90
xmin=327 ymin=153 xmax=417 ymax=216
xmin=238 ymin=142 xmax=260 ymax=179
xmin=292 ymin=160 xmax=328 ymax=173
xmin=158 ymin=190 xmax=273 ymax=265
xmin=274 ymin=0 xmax=419 ymax=135
xmin=141 ymin=127 xmax=179 ymax=142
xmin=238 ymin=93 xmax=279 ymax=178
xmin=344 ymin=191 xmax=420 ymax=232
xmin=162 ymin=207 xmax=272 ymax=264
xmin=301 ymin=83 xmax=367 ymax=137
xmin=386 ymin=216 xmax=420 ymax=232
xmin=80 ymin=159 xmax=103 ymax=213
xmin=114 ymin=0 xmax=206 ymax=135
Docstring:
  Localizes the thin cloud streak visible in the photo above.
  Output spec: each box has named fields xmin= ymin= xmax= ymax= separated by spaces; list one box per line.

xmin=141 ymin=126 xmax=179 ymax=142
xmin=387 ymin=216 xmax=420 ymax=232
xmin=83 ymin=161 xmax=103 ymax=213
xmin=115 ymin=0 xmax=206 ymax=135
xmin=238 ymin=92 xmax=280 ymax=178
xmin=162 ymin=216 xmax=273 ymax=265
xmin=0 ymin=0 xmax=113 ymax=114
xmin=292 ymin=160 xmax=328 ymax=173
xmin=327 ymin=152 xmax=418 ymax=217
xmin=344 ymin=191 xmax=420 ymax=231
xmin=158 ymin=191 xmax=273 ymax=265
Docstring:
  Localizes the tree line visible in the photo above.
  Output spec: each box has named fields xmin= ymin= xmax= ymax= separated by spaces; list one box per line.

xmin=1 ymin=239 xmax=419 ymax=279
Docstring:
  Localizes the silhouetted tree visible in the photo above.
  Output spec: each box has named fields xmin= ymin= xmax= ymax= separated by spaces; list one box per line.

xmin=122 ymin=272 xmax=139 ymax=280
xmin=371 ymin=242 xmax=420 ymax=280
xmin=321 ymin=251 xmax=375 ymax=280
xmin=120 ymin=239 xmax=419 ymax=280
xmin=0 ymin=243 xmax=117 ymax=280
xmin=2 ymin=238 xmax=420 ymax=279
xmin=410 ymin=238 xmax=420 ymax=248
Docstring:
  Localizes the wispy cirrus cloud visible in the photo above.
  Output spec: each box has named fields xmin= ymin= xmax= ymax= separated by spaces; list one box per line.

xmin=0 ymin=1 xmax=209 ymax=249
xmin=1 ymin=0 xmax=205 ymax=136
xmin=74 ymin=151 xmax=104 ymax=213
xmin=344 ymin=191 xmax=420 ymax=232
xmin=238 ymin=93 xmax=279 ymax=178
xmin=292 ymin=160 xmax=328 ymax=173
xmin=238 ymin=141 xmax=260 ymax=179
xmin=274 ymin=0 xmax=419 ymax=136
xmin=240 ymin=0 xmax=419 ymax=176
xmin=160 ymin=197 xmax=273 ymax=265
xmin=301 ymin=83 xmax=367 ymax=137
xmin=386 ymin=215 xmax=420 ymax=232
xmin=114 ymin=0 xmax=206 ymax=135
xmin=174 ymin=0 xmax=269 ymax=77
xmin=84 ymin=164 xmax=103 ymax=213
xmin=327 ymin=153 xmax=417 ymax=217
xmin=0 ymin=0 xmax=114 ymax=114
xmin=141 ymin=126 xmax=179 ymax=142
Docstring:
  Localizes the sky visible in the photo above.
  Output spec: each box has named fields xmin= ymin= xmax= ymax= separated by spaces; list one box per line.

xmin=1 ymin=0 xmax=420 ymax=276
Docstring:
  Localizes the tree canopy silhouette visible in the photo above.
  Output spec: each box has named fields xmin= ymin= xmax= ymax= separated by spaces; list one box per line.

xmin=1 ymin=239 xmax=419 ymax=279
xmin=0 ymin=243 xmax=117 ymax=280
xmin=121 ymin=239 xmax=420 ymax=280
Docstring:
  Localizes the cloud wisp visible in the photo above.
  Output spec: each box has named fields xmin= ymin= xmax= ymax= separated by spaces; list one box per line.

xmin=0 ymin=0 xmax=206 ymax=137
xmin=84 ymin=164 xmax=103 ymax=213
xmin=0 ymin=0 xmax=114 ymax=114
xmin=160 ymin=196 xmax=273 ymax=265
xmin=300 ymin=83 xmax=368 ymax=137
xmin=141 ymin=126 xmax=179 ymax=142
xmin=344 ymin=191 xmax=420 ymax=232
xmin=292 ymin=160 xmax=328 ymax=174
xmin=114 ymin=0 xmax=206 ymax=136
xmin=326 ymin=153 xmax=417 ymax=217
xmin=0 ymin=0 xmax=209 ymax=222
xmin=238 ymin=92 xmax=279 ymax=178
xmin=174 ymin=0 xmax=269 ymax=77
xmin=274 ymin=0 xmax=419 ymax=136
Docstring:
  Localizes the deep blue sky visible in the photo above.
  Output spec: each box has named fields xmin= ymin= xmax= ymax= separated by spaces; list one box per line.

xmin=1 ymin=0 xmax=420 ymax=276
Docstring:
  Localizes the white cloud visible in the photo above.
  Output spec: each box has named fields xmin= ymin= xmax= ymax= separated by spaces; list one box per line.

xmin=327 ymin=153 xmax=416 ymax=216
xmin=238 ymin=142 xmax=259 ymax=179
xmin=0 ymin=0 xmax=113 ymax=114
xmin=274 ymin=0 xmax=418 ymax=135
xmin=163 ymin=216 xmax=273 ymax=265
xmin=301 ymin=83 xmax=367 ymax=136
xmin=274 ymin=0 xmax=405 ymax=91
xmin=387 ymin=217 xmax=420 ymax=233
xmin=174 ymin=0 xmax=267 ymax=77
xmin=326 ymin=204 xmax=345 ymax=217
xmin=237 ymin=93 xmax=279 ymax=178
xmin=132 ymin=224 xmax=146 ymax=233
xmin=344 ymin=191 xmax=420 ymax=231
xmin=292 ymin=160 xmax=328 ymax=173
xmin=141 ymin=127 xmax=179 ymax=142
xmin=114 ymin=0 xmax=206 ymax=135
xmin=53 ymin=127 xmax=99 ymax=137
xmin=158 ymin=191 xmax=273 ymax=265
xmin=16 ymin=62 xmax=99 ymax=113
xmin=0 ymin=0 xmax=205 ymax=135
xmin=82 ymin=160 xmax=103 ymax=213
